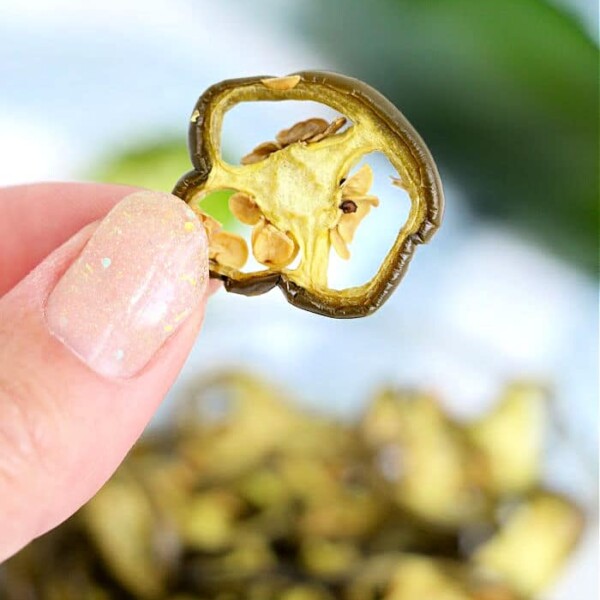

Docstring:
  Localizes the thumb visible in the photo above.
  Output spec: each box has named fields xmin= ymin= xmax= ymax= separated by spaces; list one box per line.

xmin=0 ymin=190 xmax=210 ymax=560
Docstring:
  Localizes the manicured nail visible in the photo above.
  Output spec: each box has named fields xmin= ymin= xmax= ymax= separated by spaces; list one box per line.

xmin=46 ymin=191 xmax=209 ymax=378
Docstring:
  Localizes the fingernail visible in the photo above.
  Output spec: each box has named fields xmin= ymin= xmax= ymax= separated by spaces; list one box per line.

xmin=46 ymin=191 xmax=209 ymax=378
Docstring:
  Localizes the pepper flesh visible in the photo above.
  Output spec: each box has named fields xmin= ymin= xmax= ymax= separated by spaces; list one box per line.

xmin=174 ymin=71 xmax=444 ymax=318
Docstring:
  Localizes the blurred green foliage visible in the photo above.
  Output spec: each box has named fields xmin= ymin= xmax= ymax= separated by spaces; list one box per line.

xmin=93 ymin=137 xmax=188 ymax=193
xmin=92 ymin=137 xmax=236 ymax=227
xmin=302 ymin=0 xmax=598 ymax=272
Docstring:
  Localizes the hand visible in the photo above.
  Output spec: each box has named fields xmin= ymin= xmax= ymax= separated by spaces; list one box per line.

xmin=0 ymin=183 xmax=213 ymax=560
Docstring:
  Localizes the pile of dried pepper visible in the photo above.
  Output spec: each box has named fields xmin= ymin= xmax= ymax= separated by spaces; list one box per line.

xmin=1 ymin=372 xmax=581 ymax=599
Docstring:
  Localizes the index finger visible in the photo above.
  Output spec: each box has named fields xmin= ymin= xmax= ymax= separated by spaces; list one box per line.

xmin=0 ymin=182 xmax=136 ymax=296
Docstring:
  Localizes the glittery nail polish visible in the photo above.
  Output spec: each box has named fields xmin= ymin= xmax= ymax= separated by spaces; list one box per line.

xmin=46 ymin=191 xmax=209 ymax=378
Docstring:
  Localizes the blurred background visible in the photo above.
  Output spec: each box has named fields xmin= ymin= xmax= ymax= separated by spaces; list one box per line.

xmin=1 ymin=0 xmax=598 ymax=598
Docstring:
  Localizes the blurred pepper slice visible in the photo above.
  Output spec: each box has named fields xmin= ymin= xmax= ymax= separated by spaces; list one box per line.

xmin=1 ymin=372 xmax=582 ymax=600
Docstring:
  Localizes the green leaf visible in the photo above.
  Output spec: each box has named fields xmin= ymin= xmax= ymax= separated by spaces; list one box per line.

xmin=90 ymin=137 xmax=237 ymax=228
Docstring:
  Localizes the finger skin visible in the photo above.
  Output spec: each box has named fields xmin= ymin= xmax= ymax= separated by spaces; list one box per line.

xmin=0 ymin=191 xmax=210 ymax=561
xmin=0 ymin=182 xmax=136 ymax=296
